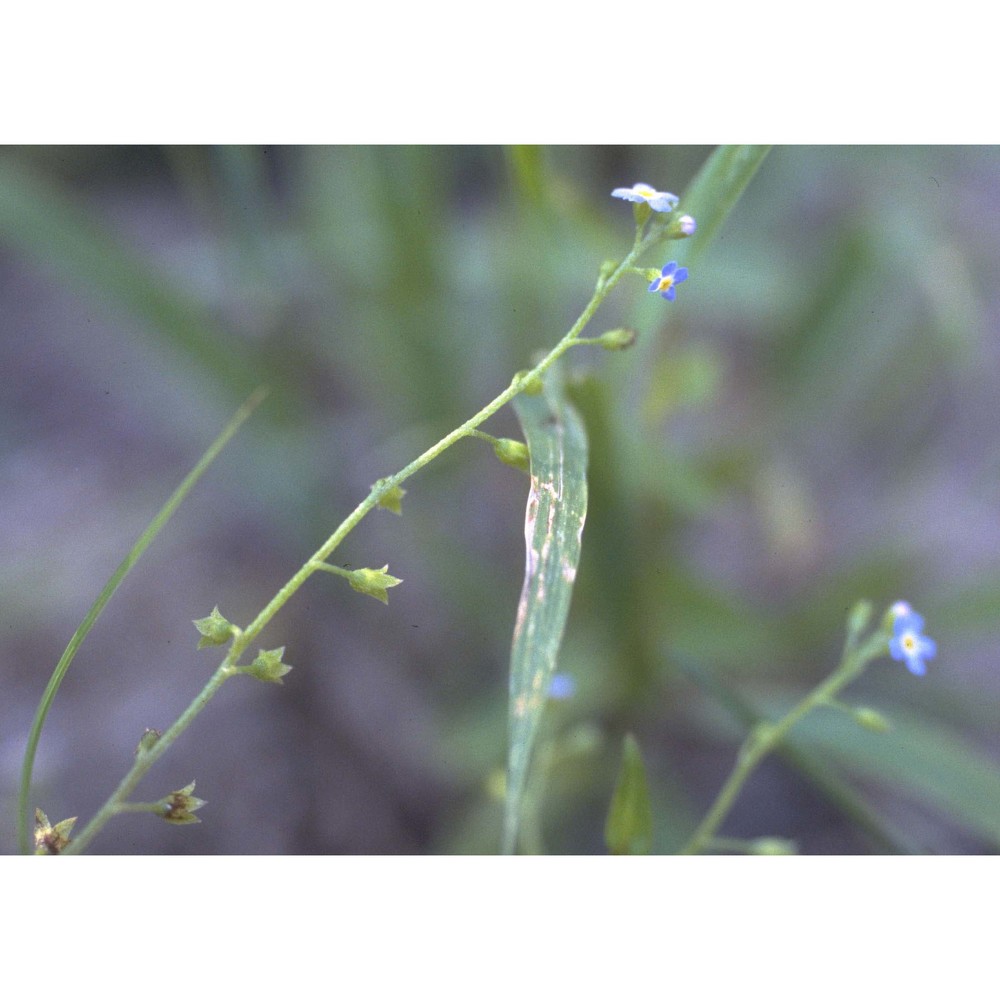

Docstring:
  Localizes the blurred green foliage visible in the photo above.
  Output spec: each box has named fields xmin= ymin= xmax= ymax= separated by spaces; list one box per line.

xmin=2 ymin=146 xmax=998 ymax=854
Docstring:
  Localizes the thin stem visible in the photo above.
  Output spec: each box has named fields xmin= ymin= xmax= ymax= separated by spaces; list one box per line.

xmin=113 ymin=801 xmax=164 ymax=815
xmin=64 ymin=665 xmax=235 ymax=853
xmin=678 ymin=633 xmax=889 ymax=856
xmin=311 ymin=561 xmax=352 ymax=579
xmin=60 ymin=221 xmax=673 ymax=855
xmin=18 ymin=387 xmax=267 ymax=854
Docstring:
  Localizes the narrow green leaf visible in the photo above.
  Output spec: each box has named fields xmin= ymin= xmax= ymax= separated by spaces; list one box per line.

xmin=605 ymin=733 xmax=654 ymax=855
xmin=681 ymin=661 xmax=918 ymax=853
xmin=503 ymin=364 xmax=588 ymax=854
xmin=0 ymin=155 xmax=259 ymax=401
xmin=506 ymin=145 xmax=547 ymax=205
xmin=627 ymin=147 xmax=773 ymax=448
xmin=677 ymin=144 xmax=772 ymax=267
xmin=17 ymin=387 xmax=268 ymax=853
xmin=789 ymin=706 xmax=1000 ymax=850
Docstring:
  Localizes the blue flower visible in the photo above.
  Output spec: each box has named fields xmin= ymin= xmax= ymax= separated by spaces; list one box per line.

xmin=548 ymin=674 xmax=576 ymax=700
xmin=648 ymin=261 xmax=689 ymax=301
xmin=888 ymin=602 xmax=937 ymax=676
xmin=611 ymin=183 xmax=679 ymax=213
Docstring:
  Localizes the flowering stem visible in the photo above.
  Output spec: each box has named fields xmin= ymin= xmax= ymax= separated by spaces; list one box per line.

xmin=112 ymin=801 xmax=165 ymax=815
xmin=63 ymin=664 xmax=235 ymax=853
xmin=678 ymin=631 xmax=890 ymax=856
xmin=60 ymin=219 xmax=673 ymax=855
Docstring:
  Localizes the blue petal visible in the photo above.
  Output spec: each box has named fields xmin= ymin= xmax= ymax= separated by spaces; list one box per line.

xmin=920 ymin=636 xmax=937 ymax=659
xmin=894 ymin=610 xmax=925 ymax=635
xmin=648 ymin=193 xmax=678 ymax=212
xmin=674 ymin=267 xmax=689 ymax=283
xmin=889 ymin=636 xmax=905 ymax=661
xmin=663 ymin=287 xmax=676 ymax=301
xmin=906 ymin=654 xmax=927 ymax=676
xmin=661 ymin=261 xmax=678 ymax=277
xmin=648 ymin=279 xmax=660 ymax=292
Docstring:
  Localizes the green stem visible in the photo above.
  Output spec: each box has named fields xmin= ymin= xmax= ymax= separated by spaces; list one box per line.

xmin=63 ymin=664 xmax=235 ymax=853
xmin=18 ymin=387 xmax=267 ymax=854
xmin=112 ymin=801 xmax=165 ymax=815
xmin=678 ymin=632 xmax=889 ymax=856
xmin=311 ymin=561 xmax=353 ymax=579
xmin=61 ymin=221 xmax=671 ymax=855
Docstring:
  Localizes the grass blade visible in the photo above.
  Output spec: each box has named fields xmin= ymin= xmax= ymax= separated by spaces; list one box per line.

xmin=16 ymin=387 xmax=268 ymax=853
xmin=677 ymin=144 xmax=772 ymax=267
xmin=788 ymin=704 xmax=1000 ymax=851
xmin=0 ymin=155 xmax=260 ymax=401
xmin=503 ymin=365 xmax=588 ymax=854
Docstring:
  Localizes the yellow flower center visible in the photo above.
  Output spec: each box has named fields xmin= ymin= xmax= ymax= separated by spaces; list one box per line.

xmin=901 ymin=633 xmax=917 ymax=653
xmin=656 ymin=275 xmax=674 ymax=293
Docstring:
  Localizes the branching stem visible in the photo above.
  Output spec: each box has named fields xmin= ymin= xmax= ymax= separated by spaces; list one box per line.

xmin=63 ymin=219 xmax=673 ymax=854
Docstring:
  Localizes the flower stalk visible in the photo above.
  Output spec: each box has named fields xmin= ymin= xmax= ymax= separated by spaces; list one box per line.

xmin=678 ymin=602 xmax=935 ymax=856
xmin=59 ymin=199 xmax=682 ymax=854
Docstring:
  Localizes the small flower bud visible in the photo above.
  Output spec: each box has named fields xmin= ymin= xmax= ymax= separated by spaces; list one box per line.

xmin=135 ymin=728 xmax=162 ymax=757
xmin=882 ymin=600 xmax=912 ymax=632
xmin=853 ymin=706 xmax=892 ymax=733
xmin=671 ymin=214 xmax=697 ymax=238
xmin=598 ymin=259 xmax=619 ymax=282
xmin=157 ymin=781 xmax=207 ymax=825
xmin=749 ymin=837 xmax=797 ymax=855
xmin=241 ymin=646 xmax=293 ymax=684
xmin=596 ymin=328 xmax=637 ymax=351
xmin=513 ymin=370 xmax=544 ymax=396
xmin=492 ymin=437 xmax=530 ymax=473
xmin=348 ymin=565 xmax=403 ymax=605
xmin=34 ymin=809 xmax=77 ymax=855
xmin=847 ymin=600 xmax=874 ymax=638
xmin=374 ymin=481 xmax=406 ymax=516
xmin=193 ymin=606 xmax=238 ymax=649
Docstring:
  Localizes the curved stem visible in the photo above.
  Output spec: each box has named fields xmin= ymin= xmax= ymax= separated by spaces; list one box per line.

xmin=18 ymin=387 xmax=267 ymax=854
xmin=61 ymin=222 xmax=670 ymax=854
xmin=678 ymin=632 xmax=889 ymax=856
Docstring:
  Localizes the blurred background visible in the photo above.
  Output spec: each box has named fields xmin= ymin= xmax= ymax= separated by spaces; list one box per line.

xmin=1 ymin=145 xmax=998 ymax=854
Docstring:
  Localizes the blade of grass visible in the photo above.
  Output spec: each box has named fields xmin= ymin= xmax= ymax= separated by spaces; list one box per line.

xmin=16 ymin=387 xmax=268 ymax=853
xmin=503 ymin=363 xmax=588 ymax=854
xmin=681 ymin=660 xmax=920 ymax=853
xmin=677 ymin=144 xmax=773 ymax=268
xmin=787 ymin=703 xmax=1000 ymax=851
xmin=0 ymin=154 xmax=260 ymax=402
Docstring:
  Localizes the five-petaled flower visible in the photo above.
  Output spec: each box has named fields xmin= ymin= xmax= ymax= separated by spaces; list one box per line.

xmin=649 ymin=261 xmax=689 ymax=301
xmin=611 ymin=183 xmax=679 ymax=213
xmin=888 ymin=602 xmax=937 ymax=676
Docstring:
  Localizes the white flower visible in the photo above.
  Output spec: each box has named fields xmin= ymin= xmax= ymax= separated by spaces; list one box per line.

xmin=611 ymin=183 xmax=679 ymax=213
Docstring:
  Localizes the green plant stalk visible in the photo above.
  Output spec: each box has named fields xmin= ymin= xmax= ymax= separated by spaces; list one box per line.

xmin=62 ymin=220 xmax=673 ymax=854
xmin=18 ymin=387 xmax=268 ymax=854
xmin=678 ymin=631 xmax=890 ymax=856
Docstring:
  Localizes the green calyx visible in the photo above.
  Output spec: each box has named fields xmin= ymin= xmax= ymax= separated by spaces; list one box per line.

xmin=193 ymin=606 xmax=238 ymax=649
